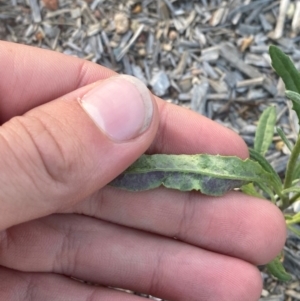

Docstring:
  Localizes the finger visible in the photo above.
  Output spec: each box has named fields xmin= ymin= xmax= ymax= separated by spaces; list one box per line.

xmin=0 ymin=75 xmax=158 ymax=230
xmin=0 ymin=41 xmax=248 ymax=158
xmin=147 ymin=101 xmax=248 ymax=157
xmin=0 ymin=41 xmax=116 ymax=121
xmin=0 ymin=214 xmax=263 ymax=301
xmin=72 ymin=188 xmax=286 ymax=265
xmin=0 ymin=267 xmax=144 ymax=301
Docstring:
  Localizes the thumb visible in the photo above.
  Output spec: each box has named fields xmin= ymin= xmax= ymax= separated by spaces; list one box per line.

xmin=0 ymin=75 xmax=158 ymax=230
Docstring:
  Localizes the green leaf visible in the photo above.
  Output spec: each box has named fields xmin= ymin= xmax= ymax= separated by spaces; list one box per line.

xmin=249 ymin=148 xmax=282 ymax=189
xmin=241 ymin=182 xmax=275 ymax=202
xmin=292 ymin=161 xmax=300 ymax=180
xmin=110 ymin=154 xmax=276 ymax=196
xmin=276 ymin=127 xmax=293 ymax=152
xmin=285 ymin=91 xmax=300 ymax=125
xmin=286 ymin=212 xmax=300 ymax=225
xmin=240 ymin=183 xmax=264 ymax=199
xmin=269 ymin=45 xmax=300 ymax=93
xmin=267 ymin=254 xmax=292 ymax=282
xmin=282 ymin=186 xmax=300 ymax=194
xmin=256 ymin=182 xmax=275 ymax=203
xmin=254 ymin=106 xmax=276 ymax=155
xmin=288 ymin=225 xmax=300 ymax=237
xmin=284 ymin=214 xmax=293 ymax=220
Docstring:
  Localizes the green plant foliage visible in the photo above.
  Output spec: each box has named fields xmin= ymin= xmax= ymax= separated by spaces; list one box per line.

xmin=254 ymin=106 xmax=276 ymax=156
xmin=256 ymin=182 xmax=276 ymax=203
xmin=282 ymin=186 xmax=300 ymax=194
xmin=267 ymin=254 xmax=292 ymax=282
xmin=110 ymin=45 xmax=300 ymax=282
xmin=287 ymin=225 xmax=300 ymax=237
xmin=241 ymin=183 xmax=264 ymax=199
xmin=276 ymin=127 xmax=293 ymax=152
xmin=285 ymin=212 xmax=300 ymax=225
xmin=285 ymin=91 xmax=300 ymax=125
xmin=110 ymin=154 xmax=275 ymax=196
xmin=269 ymin=45 xmax=300 ymax=93
xmin=292 ymin=161 xmax=300 ymax=181
xmin=249 ymin=148 xmax=282 ymax=189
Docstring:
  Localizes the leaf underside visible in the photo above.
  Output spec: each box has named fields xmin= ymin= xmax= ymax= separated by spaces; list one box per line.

xmin=110 ymin=154 xmax=275 ymax=196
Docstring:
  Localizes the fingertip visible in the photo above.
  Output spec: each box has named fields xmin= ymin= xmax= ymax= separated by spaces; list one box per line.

xmin=229 ymin=262 xmax=263 ymax=301
xmin=79 ymin=75 xmax=156 ymax=142
xmin=229 ymin=193 xmax=287 ymax=265
xmin=256 ymin=201 xmax=287 ymax=265
xmin=151 ymin=99 xmax=250 ymax=158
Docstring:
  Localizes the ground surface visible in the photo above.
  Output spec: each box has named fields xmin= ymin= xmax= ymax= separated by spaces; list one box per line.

xmin=1 ymin=0 xmax=300 ymax=300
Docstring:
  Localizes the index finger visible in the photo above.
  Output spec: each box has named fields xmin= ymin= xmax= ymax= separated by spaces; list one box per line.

xmin=0 ymin=41 xmax=115 ymax=121
xmin=0 ymin=41 xmax=248 ymax=157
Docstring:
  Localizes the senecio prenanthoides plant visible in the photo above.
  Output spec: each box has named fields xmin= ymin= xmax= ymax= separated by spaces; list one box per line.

xmin=110 ymin=45 xmax=300 ymax=282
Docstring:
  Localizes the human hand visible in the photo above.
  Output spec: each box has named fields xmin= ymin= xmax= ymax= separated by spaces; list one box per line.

xmin=0 ymin=41 xmax=286 ymax=301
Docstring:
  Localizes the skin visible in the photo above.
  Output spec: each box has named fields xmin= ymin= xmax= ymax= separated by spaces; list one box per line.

xmin=0 ymin=41 xmax=286 ymax=301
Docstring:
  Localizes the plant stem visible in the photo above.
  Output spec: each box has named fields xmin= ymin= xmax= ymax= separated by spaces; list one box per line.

xmin=283 ymin=135 xmax=300 ymax=208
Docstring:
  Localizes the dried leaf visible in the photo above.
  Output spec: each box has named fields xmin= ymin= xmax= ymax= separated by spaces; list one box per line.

xmin=110 ymin=154 xmax=275 ymax=196
xmin=254 ymin=106 xmax=276 ymax=155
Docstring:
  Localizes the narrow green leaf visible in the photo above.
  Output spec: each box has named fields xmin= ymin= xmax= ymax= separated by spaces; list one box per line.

xmin=288 ymin=225 xmax=300 ymax=237
xmin=256 ymin=182 xmax=275 ymax=203
xmin=249 ymin=148 xmax=282 ymax=189
xmin=276 ymin=127 xmax=293 ymax=152
xmin=292 ymin=161 xmax=300 ymax=180
xmin=267 ymin=254 xmax=292 ymax=282
xmin=286 ymin=212 xmax=300 ymax=225
xmin=254 ymin=106 xmax=276 ymax=155
xmin=110 ymin=154 xmax=276 ymax=196
xmin=285 ymin=91 xmax=300 ymax=125
xmin=241 ymin=183 xmax=264 ymax=199
xmin=269 ymin=45 xmax=300 ymax=93
xmin=241 ymin=182 xmax=275 ymax=202
xmin=282 ymin=186 xmax=300 ymax=194
xmin=284 ymin=214 xmax=293 ymax=220
xmin=292 ymin=179 xmax=300 ymax=186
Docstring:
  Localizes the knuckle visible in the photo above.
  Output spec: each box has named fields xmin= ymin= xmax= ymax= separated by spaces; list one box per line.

xmin=148 ymin=249 xmax=165 ymax=295
xmin=23 ymin=275 xmax=38 ymax=301
xmin=148 ymin=100 xmax=169 ymax=153
xmin=0 ymin=229 xmax=12 ymax=252
xmin=176 ymin=192 xmax=197 ymax=240
xmin=85 ymin=288 xmax=99 ymax=301
xmin=53 ymin=225 xmax=80 ymax=276
xmin=3 ymin=114 xmax=81 ymax=186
